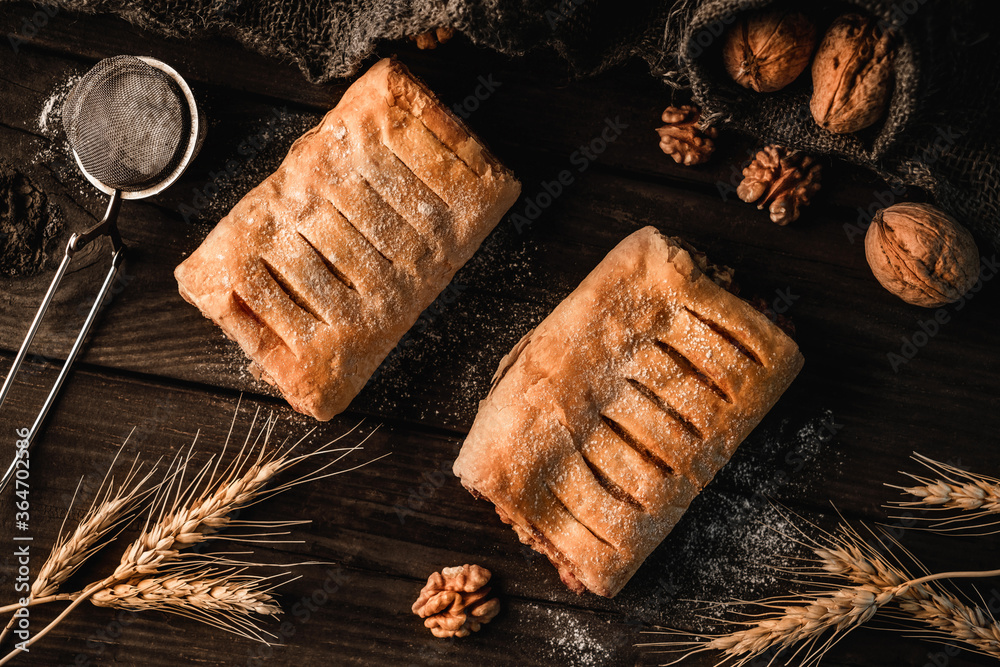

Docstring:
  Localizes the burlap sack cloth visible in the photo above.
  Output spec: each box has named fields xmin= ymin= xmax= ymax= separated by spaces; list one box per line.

xmin=13 ymin=0 xmax=997 ymax=249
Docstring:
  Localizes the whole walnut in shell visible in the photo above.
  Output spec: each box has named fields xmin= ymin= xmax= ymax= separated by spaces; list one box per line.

xmin=811 ymin=14 xmax=894 ymax=134
xmin=865 ymin=203 xmax=980 ymax=308
xmin=722 ymin=9 xmax=817 ymax=93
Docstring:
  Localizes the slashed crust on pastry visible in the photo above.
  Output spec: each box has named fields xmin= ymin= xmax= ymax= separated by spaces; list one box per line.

xmin=453 ymin=227 xmax=804 ymax=597
xmin=175 ymin=58 xmax=521 ymax=420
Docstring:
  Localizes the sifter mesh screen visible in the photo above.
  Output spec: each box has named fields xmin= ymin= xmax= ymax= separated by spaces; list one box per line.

xmin=63 ymin=56 xmax=190 ymax=192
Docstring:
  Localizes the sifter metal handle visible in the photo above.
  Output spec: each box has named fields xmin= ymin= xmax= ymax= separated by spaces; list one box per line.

xmin=0 ymin=191 xmax=124 ymax=493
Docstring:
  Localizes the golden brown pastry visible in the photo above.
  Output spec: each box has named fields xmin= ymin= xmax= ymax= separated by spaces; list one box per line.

xmin=175 ymin=58 xmax=521 ymax=420
xmin=453 ymin=227 xmax=804 ymax=597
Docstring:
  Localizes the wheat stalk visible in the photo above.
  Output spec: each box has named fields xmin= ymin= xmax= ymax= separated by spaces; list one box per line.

xmin=106 ymin=409 xmax=373 ymax=584
xmin=0 ymin=406 xmax=385 ymax=664
xmin=0 ymin=435 xmax=159 ymax=648
xmin=641 ymin=511 xmax=1000 ymax=666
xmin=643 ymin=583 xmax=904 ymax=667
xmin=808 ymin=522 xmax=1000 ymax=660
xmin=92 ymin=569 xmax=280 ymax=615
xmin=886 ymin=453 xmax=1000 ymax=535
xmin=891 ymin=590 xmax=1000 ymax=659
xmin=107 ymin=441 xmax=278 ymax=582
xmin=799 ymin=518 xmax=920 ymax=592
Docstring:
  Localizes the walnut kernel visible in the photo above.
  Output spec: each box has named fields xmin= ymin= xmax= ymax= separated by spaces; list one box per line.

xmin=410 ymin=27 xmax=455 ymax=50
xmin=656 ymin=105 xmax=718 ymax=166
xmin=412 ymin=564 xmax=500 ymax=638
xmin=738 ymin=145 xmax=821 ymax=225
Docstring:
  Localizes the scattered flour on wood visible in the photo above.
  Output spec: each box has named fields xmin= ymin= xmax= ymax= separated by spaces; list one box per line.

xmin=719 ymin=409 xmax=843 ymax=496
xmin=687 ymin=495 xmax=796 ymax=600
xmin=31 ymin=70 xmax=106 ymax=209
xmin=544 ymin=608 xmax=613 ymax=667
xmin=36 ymin=73 xmax=81 ymax=137
xmin=358 ymin=232 xmax=552 ymax=427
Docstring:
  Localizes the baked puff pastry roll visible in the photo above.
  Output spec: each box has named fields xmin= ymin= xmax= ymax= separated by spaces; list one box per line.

xmin=453 ymin=227 xmax=804 ymax=597
xmin=175 ymin=58 xmax=521 ymax=420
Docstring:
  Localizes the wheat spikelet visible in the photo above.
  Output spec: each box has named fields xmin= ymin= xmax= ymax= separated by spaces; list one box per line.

xmin=105 ymin=410 xmax=372 ymax=585
xmin=886 ymin=453 xmax=1000 ymax=535
xmin=0 ymin=443 xmax=160 ymax=648
xmin=0 ymin=405 xmax=384 ymax=664
xmin=639 ymin=513 xmax=910 ymax=666
xmin=707 ymin=584 xmax=901 ymax=666
xmin=89 ymin=565 xmax=286 ymax=641
xmin=108 ymin=450 xmax=281 ymax=581
xmin=807 ymin=522 xmax=1000 ymax=660
xmin=803 ymin=521 xmax=915 ymax=592
xmin=33 ymin=450 xmax=157 ymax=600
xmin=641 ymin=511 xmax=1000 ymax=666
xmin=892 ymin=591 xmax=1000 ymax=659
xmin=93 ymin=570 xmax=279 ymax=615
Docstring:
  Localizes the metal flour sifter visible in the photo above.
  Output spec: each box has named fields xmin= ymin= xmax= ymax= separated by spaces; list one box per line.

xmin=0 ymin=55 xmax=203 ymax=491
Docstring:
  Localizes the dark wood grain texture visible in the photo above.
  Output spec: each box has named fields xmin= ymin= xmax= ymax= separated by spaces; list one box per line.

xmin=0 ymin=3 xmax=998 ymax=666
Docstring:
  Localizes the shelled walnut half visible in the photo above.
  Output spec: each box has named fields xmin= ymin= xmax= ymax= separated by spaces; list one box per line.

xmin=412 ymin=564 xmax=500 ymax=638
xmin=738 ymin=145 xmax=821 ymax=225
xmin=656 ymin=105 xmax=718 ymax=166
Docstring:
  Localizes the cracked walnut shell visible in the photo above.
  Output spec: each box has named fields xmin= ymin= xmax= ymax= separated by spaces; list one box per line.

xmin=412 ymin=564 xmax=500 ymax=638
xmin=811 ymin=14 xmax=894 ymax=134
xmin=722 ymin=9 xmax=817 ymax=93
xmin=656 ymin=105 xmax=718 ymax=166
xmin=865 ymin=202 xmax=979 ymax=308
xmin=737 ymin=145 xmax=821 ymax=225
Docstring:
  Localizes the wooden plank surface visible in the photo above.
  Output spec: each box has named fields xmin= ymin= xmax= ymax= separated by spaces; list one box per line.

xmin=1 ymin=3 xmax=999 ymax=666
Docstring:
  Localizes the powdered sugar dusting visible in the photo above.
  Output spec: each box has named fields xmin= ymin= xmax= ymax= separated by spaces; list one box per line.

xmin=719 ymin=409 xmax=843 ymax=495
xmin=617 ymin=492 xmax=806 ymax=636
xmin=356 ymin=227 xmax=551 ymax=427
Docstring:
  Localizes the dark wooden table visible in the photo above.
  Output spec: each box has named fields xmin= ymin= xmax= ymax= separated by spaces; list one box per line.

xmin=1 ymin=4 xmax=998 ymax=665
